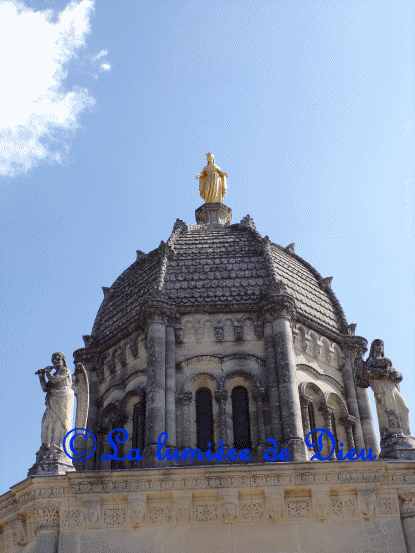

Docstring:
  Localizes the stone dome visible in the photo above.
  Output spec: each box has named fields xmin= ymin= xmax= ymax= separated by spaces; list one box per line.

xmin=90 ymin=204 xmax=347 ymax=348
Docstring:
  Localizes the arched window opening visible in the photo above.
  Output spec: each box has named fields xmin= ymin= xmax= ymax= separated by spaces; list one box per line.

xmin=330 ymin=411 xmax=339 ymax=456
xmin=196 ymin=388 xmax=213 ymax=451
xmin=232 ymin=386 xmax=251 ymax=450
xmin=307 ymin=402 xmax=319 ymax=453
xmin=132 ymin=394 xmax=146 ymax=453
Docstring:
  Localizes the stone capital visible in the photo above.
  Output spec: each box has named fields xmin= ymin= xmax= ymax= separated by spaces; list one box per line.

xmin=339 ymin=415 xmax=356 ymax=429
xmin=252 ymin=387 xmax=266 ymax=402
xmin=140 ymin=298 xmax=176 ymax=327
xmin=262 ymin=294 xmax=296 ymax=323
xmin=29 ymin=504 xmax=60 ymax=533
xmin=214 ymin=390 xmax=228 ymax=404
xmin=178 ymin=391 xmax=192 ymax=405
xmin=341 ymin=335 xmax=368 ymax=358
xmin=73 ymin=348 xmax=99 ymax=366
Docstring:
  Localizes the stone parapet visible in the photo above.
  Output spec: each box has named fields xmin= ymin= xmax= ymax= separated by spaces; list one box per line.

xmin=1 ymin=461 xmax=414 ymax=552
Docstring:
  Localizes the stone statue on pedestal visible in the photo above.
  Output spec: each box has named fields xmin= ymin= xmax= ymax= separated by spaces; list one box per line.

xmin=355 ymin=339 xmax=415 ymax=459
xmin=28 ymin=352 xmax=89 ymax=476
xmin=196 ymin=153 xmax=228 ymax=203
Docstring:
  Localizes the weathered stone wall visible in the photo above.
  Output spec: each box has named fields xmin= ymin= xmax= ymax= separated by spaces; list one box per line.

xmin=1 ymin=461 xmax=414 ymax=553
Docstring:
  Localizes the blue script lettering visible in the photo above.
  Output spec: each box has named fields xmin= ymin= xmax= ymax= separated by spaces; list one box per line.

xmin=305 ymin=430 xmax=377 ymax=461
xmin=263 ymin=438 xmax=292 ymax=461
xmin=155 ymin=433 xmax=253 ymax=462
xmin=100 ymin=428 xmax=144 ymax=462
xmin=336 ymin=442 xmax=377 ymax=461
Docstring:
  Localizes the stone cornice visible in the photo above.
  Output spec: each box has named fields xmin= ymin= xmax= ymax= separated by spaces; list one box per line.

xmin=1 ymin=461 xmax=415 ymax=526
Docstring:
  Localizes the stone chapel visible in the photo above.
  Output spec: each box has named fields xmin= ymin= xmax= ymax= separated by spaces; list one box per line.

xmin=1 ymin=156 xmax=415 ymax=553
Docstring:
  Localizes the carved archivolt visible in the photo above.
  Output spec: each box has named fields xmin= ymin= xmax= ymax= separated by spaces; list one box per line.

xmin=98 ymin=370 xmax=146 ymax=406
xmin=297 ymin=364 xmax=345 ymax=395
xmin=177 ymin=353 xmax=264 ymax=373
xmin=183 ymin=372 xmax=220 ymax=393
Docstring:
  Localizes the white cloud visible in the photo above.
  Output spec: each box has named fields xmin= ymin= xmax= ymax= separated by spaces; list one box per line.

xmin=0 ymin=0 xmax=96 ymax=176
xmin=92 ymin=49 xmax=108 ymax=61
xmin=100 ymin=63 xmax=111 ymax=71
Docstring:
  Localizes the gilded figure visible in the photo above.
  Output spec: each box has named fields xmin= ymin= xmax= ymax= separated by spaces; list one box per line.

xmin=196 ymin=153 xmax=228 ymax=203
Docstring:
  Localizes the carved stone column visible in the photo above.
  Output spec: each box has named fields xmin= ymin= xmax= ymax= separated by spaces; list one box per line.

xmin=341 ymin=337 xmax=369 ymax=454
xmin=263 ymin=292 xmax=307 ymax=460
xmin=140 ymin=298 xmax=174 ymax=455
xmin=263 ymin=320 xmax=282 ymax=443
xmin=319 ymin=404 xmax=336 ymax=459
xmin=165 ymin=321 xmax=176 ymax=448
xmin=399 ymin=491 xmax=415 ymax=553
xmin=215 ymin=390 xmax=229 ymax=447
xmin=339 ymin=415 xmax=356 ymax=450
xmin=299 ymin=396 xmax=313 ymax=457
xmin=252 ymin=387 xmax=266 ymax=449
xmin=346 ymin=336 xmax=380 ymax=456
xmin=178 ymin=392 xmax=192 ymax=449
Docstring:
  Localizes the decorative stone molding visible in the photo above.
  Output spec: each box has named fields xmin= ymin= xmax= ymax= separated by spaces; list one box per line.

xmin=28 ymin=504 xmax=60 ymax=533
xmin=357 ymin=491 xmax=377 ymax=519
xmin=102 ymin=287 xmax=114 ymax=300
xmin=318 ymin=277 xmax=333 ymax=291
xmin=127 ymin=334 xmax=139 ymax=358
xmin=312 ymin=489 xmax=330 ymax=520
xmin=175 ymin=327 xmax=184 ymax=344
xmin=214 ymin=326 xmax=224 ymax=341
xmin=265 ymin=492 xmax=284 ymax=522
xmin=82 ymin=335 xmax=99 ymax=348
xmin=2 ymin=516 xmax=27 ymax=551
xmin=82 ymin=496 xmax=101 ymax=528
xmin=284 ymin=243 xmax=295 ymax=254
xmin=399 ymin=491 xmax=415 ymax=518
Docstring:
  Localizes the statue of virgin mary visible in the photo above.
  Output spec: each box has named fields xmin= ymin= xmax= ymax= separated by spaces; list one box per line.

xmin=196 ymin=153 xmax=228 ymax=203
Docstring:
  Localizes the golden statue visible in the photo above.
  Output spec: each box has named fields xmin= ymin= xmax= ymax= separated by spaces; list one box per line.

xmin=196 ymin=153 xmax=228 ymax=203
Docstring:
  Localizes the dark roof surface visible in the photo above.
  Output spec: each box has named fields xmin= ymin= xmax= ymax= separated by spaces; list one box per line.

xmin=91 ymin=218 xmax=345 ymax=345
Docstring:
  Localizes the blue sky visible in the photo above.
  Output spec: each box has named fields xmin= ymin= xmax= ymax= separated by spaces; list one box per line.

xmin=0 ymin=0 xmax=413 ymax=494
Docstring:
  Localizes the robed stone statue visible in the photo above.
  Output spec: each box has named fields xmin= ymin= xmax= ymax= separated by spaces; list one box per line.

xmin=355 ymin=339 xmax=415 ymax=460
xmin=196 ymin=153 xmax=228 ymax=203
xmin=28 ymin=352 xmax=89 ymax=475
